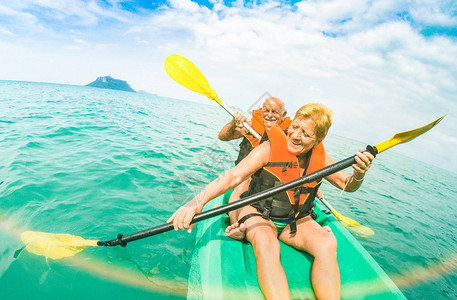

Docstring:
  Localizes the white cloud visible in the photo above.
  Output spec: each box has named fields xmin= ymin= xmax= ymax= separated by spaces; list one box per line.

xmin=410 ymin=3 xmax=457 ymax=26
xmin=0 ymin=4 xmax=17 ymax=15
xmin=125 ymin=26 xmax=143 ymax=35
xmin=0 ymin=3 xmax=44 ymax=34
xmin=134 ymin=36 xmax=149 ymax=44
xmin=169 ymin=0 xmax=204 ymax=13
xmin=296 ymin=0 xmax=367 ymax=23
xmin=0 ymin=26 xmax=15 ymax=36
xmin=73 ymin=38 xmax=89 ymax=45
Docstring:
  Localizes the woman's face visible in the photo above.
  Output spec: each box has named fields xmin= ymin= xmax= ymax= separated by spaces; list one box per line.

xmin=287 ymin=116 xmax=320 ymax=156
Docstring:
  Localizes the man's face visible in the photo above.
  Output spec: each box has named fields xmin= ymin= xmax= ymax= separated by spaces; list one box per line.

xmin=261 ymin=99 xmax=285 ymax=129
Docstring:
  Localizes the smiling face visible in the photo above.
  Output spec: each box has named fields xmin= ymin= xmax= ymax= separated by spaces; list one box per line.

xmin=286 ymin=116 xmax=321 ymax=156
xmin=287 ymin=103 xmax=332 ymax=156
xmin=261 ymin=97 xmax=286 ymax=129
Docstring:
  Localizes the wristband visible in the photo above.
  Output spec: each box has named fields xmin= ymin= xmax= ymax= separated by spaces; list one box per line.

xmin=341 ymin=174 xmax=364 ymax=195
xmin=352 ymin=174 xmax=365 ymax=182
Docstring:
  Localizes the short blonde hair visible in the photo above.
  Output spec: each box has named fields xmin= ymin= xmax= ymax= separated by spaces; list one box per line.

xmin=294 ymin=103 xmax=332 ymax=141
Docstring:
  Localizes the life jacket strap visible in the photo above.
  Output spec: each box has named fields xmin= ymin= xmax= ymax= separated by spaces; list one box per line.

xmin=238 ymin=213 xmax=263 ymax=225
xmin=287 ymin=206 xmax=318 ymax=235
xmin=288 ymin=209 xmax=297 ymax=234
xmin=265 ymin=161 xmax=298 ymax=172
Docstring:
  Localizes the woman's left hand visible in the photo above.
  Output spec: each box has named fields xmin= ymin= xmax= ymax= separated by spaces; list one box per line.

xmin=352 ymin=149 xmax=374 ymax=179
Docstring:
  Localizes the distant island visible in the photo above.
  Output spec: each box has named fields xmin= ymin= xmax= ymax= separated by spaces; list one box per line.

xmin=86 ymin=76 xmax=135 ymax=92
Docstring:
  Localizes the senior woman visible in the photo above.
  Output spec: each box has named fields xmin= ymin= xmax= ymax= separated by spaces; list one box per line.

xmin=168 ymin=103 xmax=374 ymax=300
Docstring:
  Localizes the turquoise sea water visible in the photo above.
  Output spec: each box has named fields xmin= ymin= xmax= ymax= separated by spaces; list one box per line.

xmin=0 ymin=81 xmax=456 ymax=299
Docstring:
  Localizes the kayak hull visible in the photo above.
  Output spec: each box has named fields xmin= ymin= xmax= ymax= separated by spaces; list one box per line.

xmin=188 ymin=192 xmax=406 ymax=299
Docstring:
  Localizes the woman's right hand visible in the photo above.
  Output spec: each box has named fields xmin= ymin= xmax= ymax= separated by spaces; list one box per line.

xmin=167 ymin=198 xmax=203 ymax=233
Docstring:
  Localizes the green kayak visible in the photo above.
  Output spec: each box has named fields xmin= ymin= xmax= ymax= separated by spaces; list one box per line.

xmin=187 ymin=191 xmax=406 ymax=299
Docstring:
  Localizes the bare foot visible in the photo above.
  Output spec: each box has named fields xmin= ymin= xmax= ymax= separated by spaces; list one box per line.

xmin=225 ymin=222 xmax=247 ymax=241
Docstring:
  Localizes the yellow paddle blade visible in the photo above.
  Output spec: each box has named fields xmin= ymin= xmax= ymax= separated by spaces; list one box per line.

xmin=332 ymin=209 xmax=360 ymax=226
xmin=164 ymin=54 xmax=220 ymax=103
xmin=332 ymin=209 xmax=375 ymax=236
xmin=342 ymin=223 xmax=375 ymax=237
xmin=375 ymin=113 xmax=447 ymax=154
xmin=21 ymin=231 xmax=98 ymax=260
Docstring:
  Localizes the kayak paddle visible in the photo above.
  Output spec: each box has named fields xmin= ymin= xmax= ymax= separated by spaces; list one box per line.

xmin=164 ymin=54 xmax=262 ymax=140
xmin=318 ymin=198 xmax=374 ymax=236
xmin=20 ymin=113 xmax=446 ymax=259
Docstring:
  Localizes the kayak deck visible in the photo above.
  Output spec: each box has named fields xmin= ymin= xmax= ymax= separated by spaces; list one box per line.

xmin=188 ymin=192 xmax=406 ymax=299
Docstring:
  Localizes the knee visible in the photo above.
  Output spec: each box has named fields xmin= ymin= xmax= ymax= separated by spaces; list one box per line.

xmin=313 ymin=232 xmax=337 ymax=258
xmin=250 ymin=231 xmax=280 ymax=259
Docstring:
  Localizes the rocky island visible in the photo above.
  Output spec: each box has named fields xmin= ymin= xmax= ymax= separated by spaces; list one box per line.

xmin=86 ymin=76 xmax=135 ymax=92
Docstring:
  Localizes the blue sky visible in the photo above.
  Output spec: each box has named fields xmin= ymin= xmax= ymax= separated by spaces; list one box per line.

xmin=0 ymin=0 xmax=456 ymax=172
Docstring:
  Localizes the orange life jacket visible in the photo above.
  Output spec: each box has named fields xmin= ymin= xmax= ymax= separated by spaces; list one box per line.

xmin=235 ymin=108 xmax=292 ymax=165
xmin=247 ymin=125 xmax=326 ymax=233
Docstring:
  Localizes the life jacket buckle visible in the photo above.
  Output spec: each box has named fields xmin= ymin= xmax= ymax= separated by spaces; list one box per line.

xmin=262 ymin=208 xmax=271 ymax=219
xmin=282 ymin=161 xmax=298 ymax=172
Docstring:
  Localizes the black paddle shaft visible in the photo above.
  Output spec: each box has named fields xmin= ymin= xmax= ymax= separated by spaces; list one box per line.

xmin=97 ymin=146 xmax=377 ymax=247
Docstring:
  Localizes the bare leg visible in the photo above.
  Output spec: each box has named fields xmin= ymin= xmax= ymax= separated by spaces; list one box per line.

xmin=236 ymin=206 xmax=290 ymax=300
xmin=227 ymin=178 xmax=251 ymax=224
xmin=279 ymin=216 xmax=340 ymax=299
xmin=225 ymin=178 xmax=251 ymax=241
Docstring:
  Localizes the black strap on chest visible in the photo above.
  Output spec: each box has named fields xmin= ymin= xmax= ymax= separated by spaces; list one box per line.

xmin=265 ymin=161 xmax=299 ymax=172
xmin=287 ymin=183 xmax=322 ymax=234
